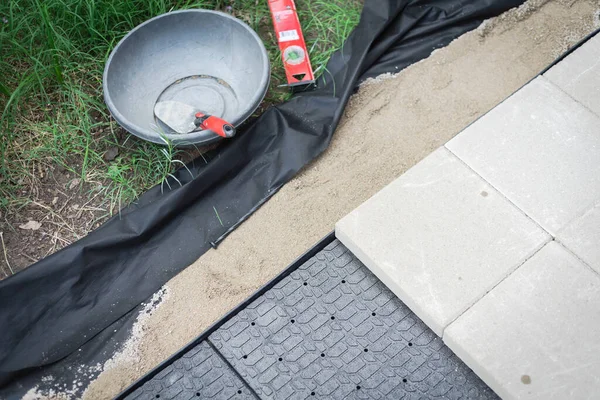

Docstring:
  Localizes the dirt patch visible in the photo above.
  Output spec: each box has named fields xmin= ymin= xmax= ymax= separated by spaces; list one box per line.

xmin=0 ymin=163 xmax=108 ymax=278
xmin=35 ymin=0 xmax=600 ymax=398
xmin=0 ymin=124 xmax=213 ymax=279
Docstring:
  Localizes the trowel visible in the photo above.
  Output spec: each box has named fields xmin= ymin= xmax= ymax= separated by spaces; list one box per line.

xmin=154 ymin=100 xmax=236 ymax=138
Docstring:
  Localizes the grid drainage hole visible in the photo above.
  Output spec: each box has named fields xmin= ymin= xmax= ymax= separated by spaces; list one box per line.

xmin=408 ymin=342 xmax=413 ymax=347
xmin=341 ymin=280 xmax=346 ymax=284
xmin=311 ymin=392 xmax=315 ymax=396
xmin=330 ymin=316 xmax=335 ymax=320
xmin=356 ymin=385 xmax=361 ymax=390
xmin=371 ymin=312 xmax=376 ymax=316
xmin=237 ymin=390 xmax=242 ymax=394
xmin=303 ymin=282 xmax=308 ymax=286
xmin=251 ymin=322 xmax=255 ymax=326
xmin=196 ymin=393 xmax=200 ymax=397
xmin=243 ymin=355 xmax=248 ymax=359
xmin=291 ymin=319 xmax=295 ymax=324
xmin=364 ymin=348 xmax=368 ymax=352
xmin=321 ymin=353 xmax=325 ymax=357
xmin=155 ymin=396 xmax=160 ymax=399
xmin=278 ymin=357 xmax=283 ymax=361
xmin=403 ymin=378 xmax=408 ymax=383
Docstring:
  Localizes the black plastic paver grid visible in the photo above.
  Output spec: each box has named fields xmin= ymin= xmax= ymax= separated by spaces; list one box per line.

xmin=125 ymin=240 xmax=496 ymax=400
xmin=127 ymin=341 xmax=257 ymax=400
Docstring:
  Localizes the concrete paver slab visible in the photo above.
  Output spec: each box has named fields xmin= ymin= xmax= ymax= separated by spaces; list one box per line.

xmin=544 ymin=34 xmax=600 ymax=116
xmin=444 ymin=241 xmax=600 ymax=400
xmin=335 ymin=148 xmax=549 ymax=336
xmin=446 ymin=77 xmax=600 ymax=235
xmin=557 ymin=200 xmax=600 ymax=274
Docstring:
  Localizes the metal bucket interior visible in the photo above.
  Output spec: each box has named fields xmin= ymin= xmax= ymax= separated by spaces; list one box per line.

xmin=103 ymin=10 xmax=270 ymax=146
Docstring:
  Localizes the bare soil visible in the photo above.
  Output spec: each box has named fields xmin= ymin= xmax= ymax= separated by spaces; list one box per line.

xmin=22 ymin=0 xmax=600 ymax=398
xmin=0 ymin=124 xmax=211 ymax=279
xmin=0 ymin=160 xmax=108 ymax=278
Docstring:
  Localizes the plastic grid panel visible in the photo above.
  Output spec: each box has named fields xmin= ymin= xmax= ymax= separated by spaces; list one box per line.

xmin=209 ymin=240 xmax=497 ymax=400
xmin=126 ymin=341 xmax=257 ymax=400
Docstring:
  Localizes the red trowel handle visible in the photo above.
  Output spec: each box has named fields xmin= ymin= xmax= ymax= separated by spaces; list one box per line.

xmin=194 ymin=112 xmax=236 ymax=138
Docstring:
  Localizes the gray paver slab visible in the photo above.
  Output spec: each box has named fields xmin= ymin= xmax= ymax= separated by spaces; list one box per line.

xmin=444 ymin=241 xmax=600 ymax=400
xmin=557 ymin=200 xmax=600 ymax=274
xmin=544 ymin=33 xmax=600 ymax=116
xmin=446 ymin=76 xmax=600 ymax=235
xmin=335 ymin=147 xmax=549 ymax=336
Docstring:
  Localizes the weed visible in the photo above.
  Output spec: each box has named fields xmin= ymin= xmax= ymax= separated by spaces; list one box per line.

xmin=213 ymin=205 xmax=224 ymax=227
xmin=0 ymin=232 xmax=14 ymax=276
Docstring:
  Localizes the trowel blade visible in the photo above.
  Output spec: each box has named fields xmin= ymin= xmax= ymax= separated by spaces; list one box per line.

xmin=154 ymin=100 xmax=197 ymax=134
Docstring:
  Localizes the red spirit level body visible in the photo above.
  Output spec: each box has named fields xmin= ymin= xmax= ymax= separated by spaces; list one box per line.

xmin=268 ymin=0 xmax=315 ymax=87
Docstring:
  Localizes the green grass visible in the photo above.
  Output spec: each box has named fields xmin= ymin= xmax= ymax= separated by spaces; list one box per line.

xmin=0 ymin=0 xmax=361 ymax=219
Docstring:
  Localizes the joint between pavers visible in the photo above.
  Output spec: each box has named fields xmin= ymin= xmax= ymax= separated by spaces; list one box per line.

xmin=205 ymin=338 xmax=261 ymax=399
xmin=441 ymin=236 xmax=551 ymax=339
xmin=443 ymin=145 xmax=551 ymax=238
xmin=554 ymin=237 xmax=600 ymax=278
xmin=554 ymin=197 xmax=600 ymax=241
xmin=542 ymin=76 xmax=600 ymax=120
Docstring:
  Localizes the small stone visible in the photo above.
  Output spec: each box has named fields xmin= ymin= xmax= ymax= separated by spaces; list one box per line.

xmin=103 ymin=147 xmax=119 ymax=162
xmin=68 ymin=179 xmax=80 ymax=190
xmin=19 ymin=220 xmax=42 ymax=231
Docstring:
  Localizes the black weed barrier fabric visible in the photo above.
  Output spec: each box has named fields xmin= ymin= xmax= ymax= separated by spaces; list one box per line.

xmin=0 ymin=0 xmax=523 ymax=394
